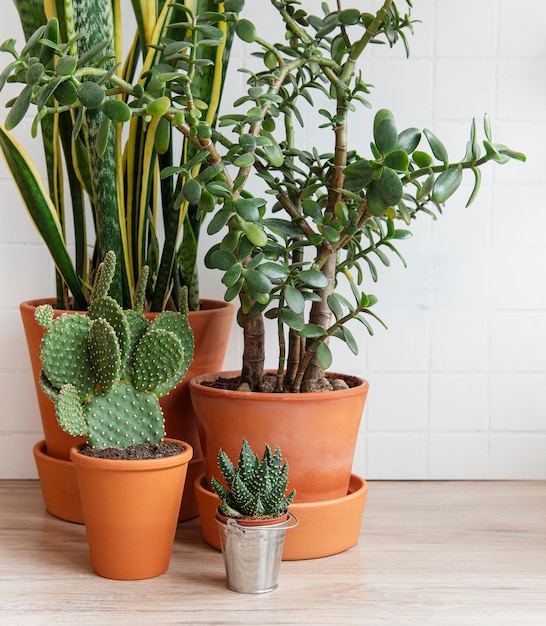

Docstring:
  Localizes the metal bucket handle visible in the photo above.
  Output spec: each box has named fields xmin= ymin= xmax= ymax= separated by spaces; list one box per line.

xmin=226 ymin=511 xmax=299 ymax=536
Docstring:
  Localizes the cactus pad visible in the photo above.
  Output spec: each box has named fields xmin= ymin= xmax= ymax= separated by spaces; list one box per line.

xmin=56 ymin=384 xmax=88 ymax=436
xmin=88 ymin=295 xmax=129 ymax=364
xmin=40 ymin=314 xmax=95 ymax=400
xmin=133 ymin=329 xmax=184 ymax=393
xmin=34 ymin=304 xmax=54 ymax=330
xmin=84 ymin=381 xmax=165 ymax=448
xmin=88 ymin=318 xmax=121 ymax=393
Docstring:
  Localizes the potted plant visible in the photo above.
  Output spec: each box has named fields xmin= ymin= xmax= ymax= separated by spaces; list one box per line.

xmin=3 ymin=1 xmax=525 ymax=553
xmin=211 ymin=438 xmax=297 ymax=593
xmin=34 ymin=250 xmax=194 ymax=580
xmin=0 ymin=0 xmax=237 ymax=520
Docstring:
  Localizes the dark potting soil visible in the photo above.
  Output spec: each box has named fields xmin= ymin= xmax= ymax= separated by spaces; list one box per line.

xmin=201 ymin=373 xmax=361 ymax=393
xmin=78 ymin=440 xmax=185 ymax=460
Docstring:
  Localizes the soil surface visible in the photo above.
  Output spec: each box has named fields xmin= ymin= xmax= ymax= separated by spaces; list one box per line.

xmin=78 ymin=440 xmax=185 ymax=460
xmin=202 ymin=373 xmax=361 ymax=393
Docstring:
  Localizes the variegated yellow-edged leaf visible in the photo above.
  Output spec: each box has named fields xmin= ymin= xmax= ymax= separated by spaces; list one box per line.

xmin=0 ymin=125 xmax=87 ymax=309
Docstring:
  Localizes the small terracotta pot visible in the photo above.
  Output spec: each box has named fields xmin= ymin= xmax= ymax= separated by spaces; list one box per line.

xmin=71 ymin=439 xmax=193 ymax=580
xmin=196 ymin=474 xmax=368 ymax=560
xmin=189 ymin=371 xmax=369 ymax=503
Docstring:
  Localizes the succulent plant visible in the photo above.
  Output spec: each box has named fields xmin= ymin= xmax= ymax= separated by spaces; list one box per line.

xmin=211 ymin=439 xmax=296 ymax=519
xmin=35 ymin=251 xmax=194 ymax=449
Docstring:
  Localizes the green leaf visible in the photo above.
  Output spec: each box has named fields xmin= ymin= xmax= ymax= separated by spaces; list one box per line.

xmin=327 ymin=294 xmax=343 ymax=320
xmin=239 ymin=221 xmax=268 ymax=247
xmin=279 ymin=307 xmax=304 ymax=331
xmin=298 ymin=324 xmax=327 ymax=338
xmin=397 ymin=127 xmax=421 ymax=154
xmin=373 ymin=109 xmax=398 ymax=155
xmin=384 ymin=149 xmax=409 ymax=172
xmin=465 ymin=166 xmax=481 ymax=207
xmin=377 ymin=167 xmax=403 ymax=206
xmin=298 ymin=269 xmax=328 ymax=289
xmin=367 ymin=181 xmax=388 ymax=216
xmin=102 ymin=99 xmax=132 ymax=123
xmin=343 ymin=327 xmax=359 ymax=355
xmin=183 ymin=178 xmax=202 ymax=204
xmin=315 ymin=341 xmax=332 ymax=370
xmin=244 ymin=268 xmax=273 ymax=293
xmin=236 ymin=19 xmax=257 ymax=43
xmin=423 ymin=129 xmax=448 ymax=163
xmin=284 ymin=285 xmax=305 ymax=314
xmin=5 ymin=85 xmax=32 ymax=130
xmin=0 ymin=126 xmax=86 ymax=308
xmin=259 ymin=262 xmax=289 ymax=280
xmin=96 ymin=117 xmax=111 ymax=158
xmin=412 ymin=151 xmax=433 ymax=168
xmin=432 ymin=166 xmax=462 ymax=203
xmin=210 ymin=249 xmax=237 ymax=270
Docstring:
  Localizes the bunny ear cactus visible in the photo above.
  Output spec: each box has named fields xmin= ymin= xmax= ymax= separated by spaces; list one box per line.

xmin=35 ymin=251 xmax=195 ymax=449
xmin=211 ymin=439 xmax=296 ymax=519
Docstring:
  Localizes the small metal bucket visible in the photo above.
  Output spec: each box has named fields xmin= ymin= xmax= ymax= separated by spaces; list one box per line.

xmin=216 ymin=512 xmax=299 ymax=593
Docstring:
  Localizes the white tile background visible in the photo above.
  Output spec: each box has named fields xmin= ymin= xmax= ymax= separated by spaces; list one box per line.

xmin=0 ymin=1 xmax=544 ymax=479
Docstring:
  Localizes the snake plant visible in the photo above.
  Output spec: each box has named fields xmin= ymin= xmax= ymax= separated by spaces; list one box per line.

xmin=0 ymin=0 xmax=239 ymax=311
xmin=211 ymin=439 xmax=296 ymax=519
xmin=1 ymin=1 xmax=526 ymax=393
xmin=35 ymin=250 xmax=195 ymax=449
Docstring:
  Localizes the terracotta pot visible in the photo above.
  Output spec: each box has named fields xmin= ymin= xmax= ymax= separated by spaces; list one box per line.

xmin=71 ymin=439 xmax=193 ymax=580
xmin=20 ymin=299 xmax=85 ymax=460
xmin=189 ymin=371 xmax=369 ymax=503
xmin=33 ymin=440 xmax=83 ymax=523
xmin=20 ymin=298 xmax=233 ymax=521
xmin=196 ymin=474 xmax=368 ymax=560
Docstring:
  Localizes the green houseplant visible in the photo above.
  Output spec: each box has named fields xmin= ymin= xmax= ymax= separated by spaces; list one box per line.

xmin=212 ymin=438 xmax=297 ymax=593
xmin=1 ymin=1 xmax=236 ymax=515
xmin=1 ymin=0 xmax=240 ymax=311
xmin=3 ymin=0 xmax=525 ymax=554
xmin=34 ymin=250 xmax=195 ymax=580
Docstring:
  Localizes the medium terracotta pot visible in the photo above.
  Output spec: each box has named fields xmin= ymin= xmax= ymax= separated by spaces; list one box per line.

xmin=20 ymin=298 xmax=233 ymax=521
xmin=196 ymin=474 xmax=368 ymax=560
xmin=71 ymin=439 xmax=193 ymax=580
xmin=189 ymin=371 xmax=369 ymax=503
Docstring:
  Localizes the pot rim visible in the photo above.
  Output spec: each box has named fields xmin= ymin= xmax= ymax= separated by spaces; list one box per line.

xmin=189 ymin=370 xmax=369 ymax=400
xmin=70 ymin=438 xmax=193 ymax=471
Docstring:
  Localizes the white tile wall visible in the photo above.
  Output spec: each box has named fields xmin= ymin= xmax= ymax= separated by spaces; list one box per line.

xmin=1 ymin=1 xmax=544 ymax=479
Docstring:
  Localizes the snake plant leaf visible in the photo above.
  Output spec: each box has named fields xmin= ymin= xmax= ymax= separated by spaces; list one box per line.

xmin=0 ymin=126 xmax=87 ymax=309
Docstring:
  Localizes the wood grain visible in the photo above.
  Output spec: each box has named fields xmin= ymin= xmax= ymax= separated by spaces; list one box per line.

xmin=1 ymin=480 xmax=545 ymax=625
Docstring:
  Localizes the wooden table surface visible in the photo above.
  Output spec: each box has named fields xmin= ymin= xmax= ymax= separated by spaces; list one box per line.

xmin=1 ymin=480 xmax=545 ymax=625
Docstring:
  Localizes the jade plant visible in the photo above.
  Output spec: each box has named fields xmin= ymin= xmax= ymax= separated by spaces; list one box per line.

xmin=4 ymin=1 xmax=525 ymax=393
xmin=211 ymin=439 xmax=296 ymax=519
xmin=35 ymin=251 xmax=194 ymax=449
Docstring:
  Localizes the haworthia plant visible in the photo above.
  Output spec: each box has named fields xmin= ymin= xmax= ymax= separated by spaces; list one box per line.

xmin=211 ymin=439 xmax=296 ymax=519
xmin=36 ymin=251 xmax=195 ymax=449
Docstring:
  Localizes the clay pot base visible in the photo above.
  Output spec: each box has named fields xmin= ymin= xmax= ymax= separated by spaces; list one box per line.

xmin=194 ymin=473 xmax=368 ymax=560
xmin=33 ymin=440 xmax=202 ymax=524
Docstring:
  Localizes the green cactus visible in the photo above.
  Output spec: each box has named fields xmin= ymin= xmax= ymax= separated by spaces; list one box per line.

xmin=211 ymin=439 xmax=296 ymax=520
xmin=35 ymin=251 xmax=194 ymax=449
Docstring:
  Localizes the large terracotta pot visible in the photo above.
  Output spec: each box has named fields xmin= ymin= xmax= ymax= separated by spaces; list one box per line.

xmin=71 ymin=439 xmax=193 ymax=580
xmin=189 ymin=371 xmax=369 ymax=503
xmin=21 ymin=298 xmax=233 ymax=522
